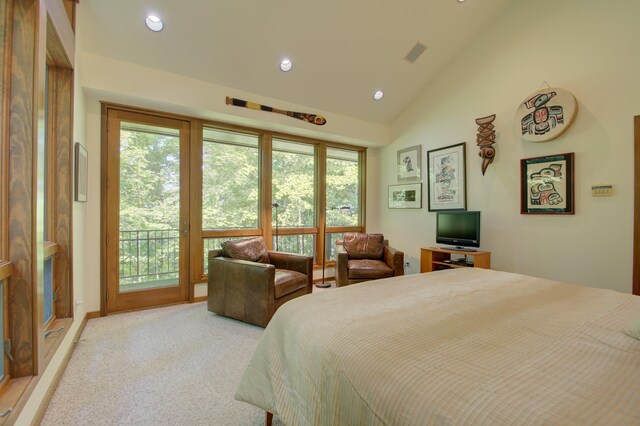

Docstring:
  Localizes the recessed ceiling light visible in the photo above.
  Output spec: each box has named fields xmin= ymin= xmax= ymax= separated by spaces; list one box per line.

xmin=280 ymin=59 xmax=293 ymax=72
xmin=457 ymin=0 xmax=465 ymax=3
xmin=145 ymin=15 xmax=164 ymax=32
xmin=373 ymin=90 xmax=384 ymax=101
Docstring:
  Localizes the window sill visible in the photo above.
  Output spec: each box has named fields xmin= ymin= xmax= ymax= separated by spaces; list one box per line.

xmin=0 ymin=317 xmax=73 ymax=424
xmin=43 ymin=242 xmax=60 ymax=259
xmin=0 ymin=261 xmax=12 ymax=282
xmin=0 ymin=376 xmax=32 ymax=425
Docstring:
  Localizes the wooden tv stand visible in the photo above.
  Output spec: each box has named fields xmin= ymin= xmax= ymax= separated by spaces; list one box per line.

xmin=420 ymin=247 xmax=491 ymax=272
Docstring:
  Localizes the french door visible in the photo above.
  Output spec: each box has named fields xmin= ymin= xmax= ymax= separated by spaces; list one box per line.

xmin=105 ymin=109 xmax=190 ymax=312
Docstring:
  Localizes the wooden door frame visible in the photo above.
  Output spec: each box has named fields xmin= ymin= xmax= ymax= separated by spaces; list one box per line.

xmin=102 ymin=106 xmax=191 ymax=313
xmin=634 ymin=116 xmax=640 ymax=295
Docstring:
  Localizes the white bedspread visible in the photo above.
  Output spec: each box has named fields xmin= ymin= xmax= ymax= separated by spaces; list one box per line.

xmin=235 ymin=268 xmax=640 ymax=425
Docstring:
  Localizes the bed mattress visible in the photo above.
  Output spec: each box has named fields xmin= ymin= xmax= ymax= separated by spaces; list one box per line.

xmin=235 ymin=268 xmax=640 ymax=425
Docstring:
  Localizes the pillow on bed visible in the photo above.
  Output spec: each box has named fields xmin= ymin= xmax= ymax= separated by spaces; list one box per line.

xmin=627 ymin=314 xmax=640 ymax=341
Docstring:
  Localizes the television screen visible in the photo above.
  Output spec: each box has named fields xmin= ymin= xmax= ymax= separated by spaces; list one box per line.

xmin=436 ymin=211 xmax=480 ymax=250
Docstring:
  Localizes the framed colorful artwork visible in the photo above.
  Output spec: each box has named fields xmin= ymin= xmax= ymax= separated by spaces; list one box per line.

xmin=388 ymin=183 xmax=422 ymax=209
xmin=427 ymin=142 xmax=467 ymax=211
xmin=520 ymin=152 xmax=574 ymax=214
xmin=397 ymin=145 xmax=421 ymax=182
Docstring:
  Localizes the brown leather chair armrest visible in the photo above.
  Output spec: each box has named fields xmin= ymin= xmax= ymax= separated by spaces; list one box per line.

xmin=208 ymin=257 xmax=276 ymax=327
xmin=268 ymin=252 xmax=312 ymax=275
xmin=384 ymin=245 xmax=405 ymax=276
xmin=268 ymin=251 xmax=313 ymax=293
xmin=208 ymin=249 xmax=223 ymax=263
xmin=336 ymin=244 xmax=349 ymax=286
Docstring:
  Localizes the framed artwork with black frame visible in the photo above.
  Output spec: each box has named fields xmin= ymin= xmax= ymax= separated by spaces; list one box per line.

xmin=74 ymin=142 xmax=88 ymax=202
xmin=397 ymin=145 xmax=421 ymax=182
xmin=388 ymin=183 xmax=422 ymax=209
xmin=520 ymin=152 xmax=574 ymax=214
xmin=427 ymin=142 xmax=467 ymax=211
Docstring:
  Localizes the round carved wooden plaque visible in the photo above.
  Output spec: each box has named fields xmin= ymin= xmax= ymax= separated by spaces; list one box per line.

xmin=514 ymin=87 xmax=577 ymax=142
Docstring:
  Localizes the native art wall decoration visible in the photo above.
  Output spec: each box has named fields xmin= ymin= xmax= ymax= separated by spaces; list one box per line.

xmin=226 ymin=97 xmax=327 ymax=126
xmin=514 ymin=87 xmax=577 ymax=142
xmin=520 ymin=152 xmax=575 ymax=215
xmin=475 ymin=114 xmax=496 ymax=175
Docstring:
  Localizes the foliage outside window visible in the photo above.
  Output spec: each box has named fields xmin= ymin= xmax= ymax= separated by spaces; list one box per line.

xmin=202 ymin=128 xmax=260 ymax=230
xmin=326 ymin=148 xmax=360 ymax=226
xmin=272 ymin=234 xmax=316 ymax=259
xmin=119 ymin=122 xmax=181 ymax=290
xmin=196 ymin=128 xmax=364 ymax=277
xmin=119 ymin=122 xmax=180 ymax=232
xmin=272 ymin=139 xmax=315 ymax=229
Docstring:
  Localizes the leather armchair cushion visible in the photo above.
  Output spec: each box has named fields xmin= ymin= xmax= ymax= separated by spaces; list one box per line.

xmin=343 ymin=233 xmax=385 ymax=260
xmin=274 ymin=269 xmax=308 ymax=298
xmin=221 ymin=237 xmax=270 ymax=264
xmin=347 ymin=259 xmax=394 ymax=279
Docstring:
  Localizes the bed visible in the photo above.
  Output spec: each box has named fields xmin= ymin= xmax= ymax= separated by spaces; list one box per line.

xmin=235 ymin=268 xmax=640 ymax=425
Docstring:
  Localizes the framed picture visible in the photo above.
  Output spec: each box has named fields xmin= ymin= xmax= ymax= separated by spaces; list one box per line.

xmin=427 ymin=142 xmax=467 ymax=211
xmin=388 ymin=183 xmax=422 ymax=209
xmin=74 ymin=142 xmax=88 ymax=202
xmin=520 ymin=152 xmax=574 ymax=214
xmin=397 ymin=145 xmax=421 ymax=182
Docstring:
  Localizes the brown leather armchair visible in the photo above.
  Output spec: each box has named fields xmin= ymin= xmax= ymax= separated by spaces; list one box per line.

xmin=335 ymin=233 xmax=404 ymax=287
xmin=207 ymin=237 xmax=313 ymax=327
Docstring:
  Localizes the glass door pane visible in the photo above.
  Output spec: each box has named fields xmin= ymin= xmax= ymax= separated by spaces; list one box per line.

xmin=118 ymin=122 xmax=181 ymax=292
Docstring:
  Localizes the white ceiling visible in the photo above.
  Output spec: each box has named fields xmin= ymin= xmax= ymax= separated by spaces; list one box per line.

xmin=79 ymin=0 xmax=513 ymax=126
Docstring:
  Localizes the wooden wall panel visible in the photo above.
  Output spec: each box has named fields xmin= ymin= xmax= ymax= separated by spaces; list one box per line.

xmin=51 ymin=67 xmax=72 ymax=318
xmin=8 ymin=0 xmax=43 ymax=377
xmin=634 ymin=116 xmax=640 ymax=296
xmin=63 ymin=0 xmax=74 ymax=31
xmin=0 ymin=0 xmax=11 ymax=262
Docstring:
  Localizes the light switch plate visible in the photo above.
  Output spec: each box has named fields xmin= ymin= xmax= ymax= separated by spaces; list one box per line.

xmin=591 ymin=184 xmax=613 ymax=197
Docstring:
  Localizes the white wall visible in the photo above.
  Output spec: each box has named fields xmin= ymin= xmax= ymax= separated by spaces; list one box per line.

xmin=374 ymin=0 xmax=640 ymax=292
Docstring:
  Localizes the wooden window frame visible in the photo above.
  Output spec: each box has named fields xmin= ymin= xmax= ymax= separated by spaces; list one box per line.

xmin=100 ymin=104 xmax=367 ymax=300
xmin=0 ymin=0 xmax=75 ymax=422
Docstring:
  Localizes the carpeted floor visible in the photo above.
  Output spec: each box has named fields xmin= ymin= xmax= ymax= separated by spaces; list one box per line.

xmin=41 ymin=302 xmax=287 ymax=426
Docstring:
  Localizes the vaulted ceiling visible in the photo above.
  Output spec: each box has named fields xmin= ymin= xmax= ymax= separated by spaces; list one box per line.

xmin=79 ymin=0 xmax=513 ymax=126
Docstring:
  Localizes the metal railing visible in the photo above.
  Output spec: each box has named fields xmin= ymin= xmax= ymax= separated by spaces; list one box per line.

xmin=119 ymin=229 xmax=180 ymax=285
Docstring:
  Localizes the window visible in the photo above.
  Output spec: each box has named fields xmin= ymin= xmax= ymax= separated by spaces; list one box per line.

xmin=272 ymin=139 xmax=315 ymax=228
xmin=0 ymin=0 xmax=76 ymax=419
xmin=0 ymin=263 xmax=12 ymax=395
xmin=271 ymin=139 xmax=316 ymax=257
xmin=326 ymin=148 xmax=360 ymax=227
xmin=202 ymin=128 xmax=260 ymax=230
xmin=323 ymin=148 xmax=362 ymax=263
xmin=202 ymin=237 xmax=241 ymax=275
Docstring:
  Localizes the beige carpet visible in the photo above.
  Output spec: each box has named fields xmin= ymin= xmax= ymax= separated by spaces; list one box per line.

xmin=41 ymin=302 xmax=288 ymax=426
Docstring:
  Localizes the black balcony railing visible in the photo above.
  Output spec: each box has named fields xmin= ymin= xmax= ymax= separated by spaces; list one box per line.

xmin=119 ymin=229 xmax=180 ymax=286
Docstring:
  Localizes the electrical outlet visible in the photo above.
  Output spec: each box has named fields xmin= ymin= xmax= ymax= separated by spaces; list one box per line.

xmin=405 ymin=261 xmax=410 ymax=267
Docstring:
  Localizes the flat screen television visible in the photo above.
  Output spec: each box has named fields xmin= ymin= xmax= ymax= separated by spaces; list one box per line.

xmin=436 ymin=211 xmax=480 ymax=251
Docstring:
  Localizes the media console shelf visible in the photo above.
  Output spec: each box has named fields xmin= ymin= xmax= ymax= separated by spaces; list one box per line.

xmin=420 ymin=247 xmax=491 ymax=273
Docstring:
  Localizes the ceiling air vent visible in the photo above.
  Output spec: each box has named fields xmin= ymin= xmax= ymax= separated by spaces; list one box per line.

xmin=404 ymin=42 xmax=427 ymax=63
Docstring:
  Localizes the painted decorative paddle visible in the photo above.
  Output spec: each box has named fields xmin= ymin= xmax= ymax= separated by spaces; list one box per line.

xmin=226 ymin=97 xmax=327 ymax=126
